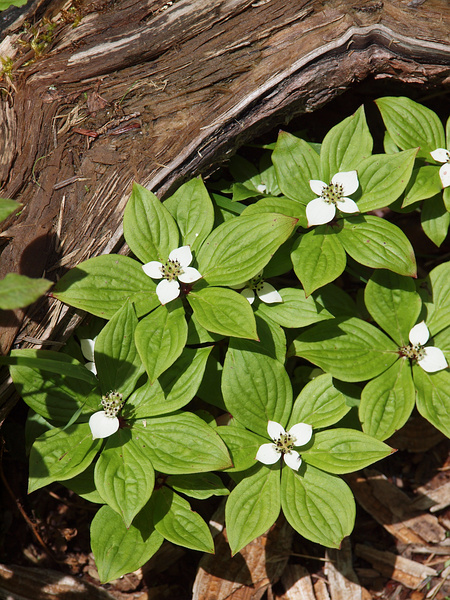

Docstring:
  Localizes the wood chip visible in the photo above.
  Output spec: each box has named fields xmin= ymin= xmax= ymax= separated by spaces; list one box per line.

xmin=412 ymin=481 xmax=450 ymax=513
xmin=355 ymin=544 xmax=437 ymax=589
xmin=325 ymin=538 xmax=372 ymax=600
xmin=282 ymin=564 xmax=316 ymax=599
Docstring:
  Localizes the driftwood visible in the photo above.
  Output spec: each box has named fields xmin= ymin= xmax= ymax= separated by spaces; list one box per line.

xmin=0 ymin=0 xmax=448 ymax=366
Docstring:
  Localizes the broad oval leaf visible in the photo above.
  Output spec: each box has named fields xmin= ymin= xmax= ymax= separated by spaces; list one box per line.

xmin=320 ymin=105 xmax=373 ymax=182
xmin=94 ymin=429 xmax=155 ymax=527
xmin=225 ymin=463 xmax=281 ymax=555
xmin=134 ymin=300 xmax=187 ymax=383
xmin=291 ymin=317 xmax=398 ymax=382
xmin=289 ymin=373 xmax=350 ymax=429
xmin=222 ymin=345 xmax=293 ymax=436
xmin=364 ymin=270 xmax=422 ymax=346
xmin=123 ymin=182 xmax=179 ymax=263
xmin=272 ymin=132 xmax=320 ymax=202
xmin=151 ymin=487 xmax=214 ymax=553
xmin=196 ymin=212 xmax=298 ymax=286
xmin=426 ymin=262 xmax=450 ymax=334
xmin=132 ymin=412 xmax=232 ymax=474
xmin=356 ymin=149 xmax=417 ymax=212
xmin=216 ymin=424 xmax=266 ymax=472
xmin=163 ymin=177 xmax=215 ymax=252
xmin=167 ymin=473 xmax=229 ymax=499
xmin=421 ymin=196 xmax=450 ymax=248
xmin=402 ymin=165 xmax=443 ymax=207
xmin=0 ymin=273 xmax=52 ymax=310
xmin=291 ymin=228 xmax=346 ymax=296
xmin=281 ymin=464 xmax=355 ymax=548
xmin=360 ymin=359 xmax=415 ymax=441
xmin=413 ymin=364 xmax=450 ymax=438
xmin=29 ymin=423 xmax=102 ymax=493
xmin=91 ymin=503 xmax=163 ymax=583
xmin=188 ymin=286 xmax=258 ymax=340
xmin=338 ymin=215 xmax=417 ymax=277
xmin=256 ymin=287 xmax=332 ymax=328
xmin=53 ymin=254 xmax=159 ymax=319
xmin=302 ymin=428 xmax=392 ymax=474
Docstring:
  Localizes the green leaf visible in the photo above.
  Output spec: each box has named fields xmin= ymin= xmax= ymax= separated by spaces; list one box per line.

xmin=256 ymin=287 xmax=332 ymax=328
xmin=196 ymin=213 xmax=298 ymax=286
xmin=91 ymin=503 xmax=163 ymax=583
xmin=0 ymin=197 xmax=21 ymax=222
xmin=135 ymin=300 xmax=187 ymax=383
xmin=0 ymin=0 xmax=28 ymax=10
xmin=242 ymin=196 xmax=306 ymax=224
xmin=94 ymin=429 xmax=155 ymax=527
xmin=272 ymin=132 xmax=320 ymax=202
xmin=94 ymin=301 xmax=144 ymax=398
xmin=425 ymin=262 xmax=450 ymax=334
xmin=28 ymin=423 xmax=102 ymax=493
xmin=253 ymin=313 xmax=287 ymax=363
xmin=126 ymin=346 xmax=212 ymax=418
xmin=356 ymin=149 xmax=417 ymax=212
xmin=216 ymin=425 xmax=265 ymax=472
xmin=167 ymin=473 xmax=229 ymax=499
xmin=0 ymin=273 xmax=52 ymax=310
xmin=53 ymin=254 xmax=159 ymax=319
xmin=9 ymin=350 xmax=100 ymax=422
xmin=338 ymin=215 xmax=417 ymax=277
xmin=163 ymin=177 xmax=214 ymax=253
xmin=375 ymin=96 xmax=445 ymax=159
xmin=320 ymin=106 xmax=373 ymax=182
xmin=313 ymin=283 xmax=357 ymax=318
xmin=289 ymin=374 xmax=350 ymax=429
xmin=281 ymin=464 xmax=355 ymax=548
xmin=303 ymin=428 xmax=392 ymax=473
xmin=402 ymin=166 xmax=443 ymax=207
xmin=364 ymin=270 xmax=422 ymax=346
xmin=225 ymin=464 xmax=281 ymax=555
xmin=132 ymin=412 xmax=232 ymax=474
xmin=188 ymin=286 xmax=258 ymax=340
xmin=360 ymin=359 xmax=415 ymax=441
xmin=291 ymin=317 xmax=398 ymax=382
xmin=123 ymin=182 xmax=179 ymax=263
xmin=151 ymin=487 xmax=214 ymax=552
xmin=291 ymin=227 xmax=346 ymax=296
xmin=413 ymin=365 xmax=450 ymax=438
xmin=222 ymin=345 xmax=292 ymax=436
xmin=421 ymin=195 xmax=450 ymax=248
xmin=62 ymin=463 xmax=105 ymax=504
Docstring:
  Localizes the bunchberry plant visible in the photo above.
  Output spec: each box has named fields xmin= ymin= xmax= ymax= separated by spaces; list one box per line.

xmin=3 ymin=96 xmax=449 ymax=583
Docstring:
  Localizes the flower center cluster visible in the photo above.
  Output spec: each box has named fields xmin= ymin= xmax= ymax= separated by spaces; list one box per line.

xmin=160 ymin=259 xmax=183 ymax=281
xmin=399 ymin=343 xmax=426 ymax=361
xmin=101 ymin=391 xmax=124 ymax=418
xmin=248 ymin=273 xmax=264 ymax=292
xmin=273 ymin=432 xmax=296 ymax=455
xmin=322 ymin=182 xmax=344 ymax=205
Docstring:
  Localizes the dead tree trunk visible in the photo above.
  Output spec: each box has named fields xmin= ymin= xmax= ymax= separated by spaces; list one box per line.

xmin=0 ymin=0 xmax=449 ymax=369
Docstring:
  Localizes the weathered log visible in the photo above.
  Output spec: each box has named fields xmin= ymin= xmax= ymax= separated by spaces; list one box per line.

xmin=0 ymin=0 xmax=449 ymax=365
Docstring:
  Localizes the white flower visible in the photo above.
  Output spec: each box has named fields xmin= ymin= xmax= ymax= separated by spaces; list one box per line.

xmin=430 ymin=148 xmax=450 ymax=188
xmin=256 ymin=420 xmax=313 ymax=471
xmin=407 ymin=321 xmax=448 ymax=373
xmin=142 ymin=245 xmax=202 ymax=305
xmin=80 ymin=337 xmax=97 ymax=375
xmin=306 ymin=171 xmax=359 ymax=227
xmin=89 ymin=391 xmax=124 ymax=439
xmin=235 ymin=271 xmax=282 ymax=305
xmin=256 ymin=183 xmax=267 ymax=194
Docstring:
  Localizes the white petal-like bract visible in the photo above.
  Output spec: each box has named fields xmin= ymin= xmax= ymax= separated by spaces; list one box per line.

xmin=309 ymin=179 xmax=327 ymax=196
xmin=306 ymin=197 xmax=336 ymax=226
xmin=267 ymin=420 xmax=286 ymax=440
xmin=80 ymin=338 xmax=95 ymax=362
xmin=283 ymin=451 xmax=302 ymax=471
xmin=178 ymin=266 xmax=202 ymax=283
xmin=256 ymin=443 xmax=280 ymax=465
xmin=89 ymin=411 xmax=119 ymax=439
xmin=336 ymin=197 xmax=359 ymax=214
xmin=332 ymin=170 xmax=359 ymax=196
xmin=439 ymin=163 xmax=450 ymax=188
xmin=142 ymin=260 xmax=164 ymax=279
xmin=418 ymin=346 xmax=448 ymax=373
xmin=241 ymin=288 xmax=256 ymax=304
xmin=430 ymin=148 xmax=450 ymax=163
xmin=409 ymin=321 xmax=429 ymax=346
xmin=156 ymin=279 xmax=180 ymax=304
xmin=257 ymin=282 xmax=282 ymax=304
xmin=169 ymin=245 xmax=192 ymax=268
xmin=288 ymin=422 xmax=313 ymax=446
